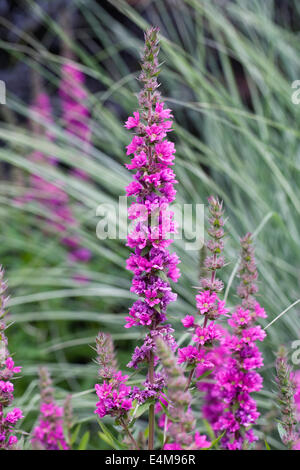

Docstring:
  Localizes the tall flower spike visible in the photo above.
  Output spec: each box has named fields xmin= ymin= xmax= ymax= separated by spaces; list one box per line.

xmin=94 ymin=332 xmax=132 ymax=421
xmin=275 ymin=346 xmax=299 ymax=449
xmin=237 ymin=233 xmax=259 ymax=310
xmin=94 ymin=332 xmax=140 ymax=449
xmin=60 ymin=62 xmax=91 ymax=149
xmin=63 ymin=394 xmax=73 ymax=447
xmin=293 ymin=370 xmax=300 ymax=424
xmin=156 ymin=338 xmax=211 ymax=450
xmin=59 ymin=8 xmax=92 ymax=160
xmin=22 ymin=85 xmax=75 ymax=258
xmin=32 ymin=367 xmax=69 ymax=450
xmin=0 ymin=266 xmax=23 ymax=450
xmin=180 ymin=196 xmax=229 ymax=390
xmin=95 ymin=332 xmax=118 ymax=380
xmin=59 ymin=59 xmax=92 ymax=264
xmin=124 ymin=27 xmax=180 ymax=449
xmin=213 ymin=233 xmax=267 ymax=449
xmin=20 ymin=71 xmax=91 ymax=269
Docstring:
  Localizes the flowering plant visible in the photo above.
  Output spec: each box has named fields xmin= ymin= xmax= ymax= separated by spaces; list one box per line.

xmin=1 ymin=22 xmax=299 ymax=453
xmin=93 ymin=27 xmax=271 ymax=451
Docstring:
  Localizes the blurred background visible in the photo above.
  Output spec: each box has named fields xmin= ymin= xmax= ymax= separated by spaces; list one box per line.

xmin=0 ymin=0 xmax=300 ymax=449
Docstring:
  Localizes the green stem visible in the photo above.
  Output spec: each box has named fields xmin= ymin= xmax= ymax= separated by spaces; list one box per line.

xmin=148 ymin=351 xmax=155 ymax=450
xmin=184 ymin=316 xmax=208 ymax=392
xmin=120 ymin=418 xmax=139 ymax=450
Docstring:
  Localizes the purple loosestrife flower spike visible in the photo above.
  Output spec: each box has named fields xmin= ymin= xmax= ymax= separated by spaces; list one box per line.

xmin=32 ymin=368 xmax=69 ymax=450
xmin=237 ymin=233 xmax=259 ymax=309
xmin=156 ymin=338 xmax=211 ymax=450
xmin=94 ymin=332 xmax=133 ymax=421
xmin=22 ymin=84 xmax=91 ymax=270
xmin=59 ymin=62 xmax=92 ymax=263
xmin=94 ymin=332 xmax=139 ymax=449
xmin=124 ymin=27 xmax=179 ymax=339
xmin=0 ymin=267 xmax=23 ymax=450
xmin=58 ymin=14 xmax=92 ymax=265
xmin=63 ymin=394 xmax=73 ymax=447
xmin=60 ymin=62 xmax=91 ymax=151
xmin=96 ymin=332 xmax=118 ymax=380
xmin=180 ymin=197 xmax=229 ymax=391
xmin=213 ymin=233 xmax=267 ymax=450
xmin=275 ymin=346 xmax=299 ymax=449
xmin=59 ymin=9 xmax=92 ymax=166
xmin=156 ymin=337 xmax=194 ymax=449
xmin=293 ymin=370 xmax=300 ymax=427
xmin=124 ymin=27 xmax=180 ymax=449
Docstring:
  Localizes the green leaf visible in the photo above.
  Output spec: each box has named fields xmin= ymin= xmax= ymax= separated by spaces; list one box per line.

xmin=203 ymin=419 xmax=216 ymax=441
xmin=77 ymin=431 xmax=90 ymax=450
xmin=157 ymin=270 xmax=169 ymax=284
xmin=194 ymin=369 xmax=214 ymax=381
xmin=98 ymin=432 xmax=114 ymax=449
xmin=134 ymin=399 xmax=155 ymax=419
xmin=98 ymin=420 xmax=127 ymax=450
xmin=57 ymin=440 xmax=64 ymax=450
xmin=158 ymin=399 xmax=180 ymax=423
xmin=264 ymin=439 xmax=271 ymax=450
xmin=71 ymin=424 xmax=81 ymax=446
xmin=277 ymin=423 xmax=287 ymax=442
xmin=206 ymin=431 xmax=225 ymax=450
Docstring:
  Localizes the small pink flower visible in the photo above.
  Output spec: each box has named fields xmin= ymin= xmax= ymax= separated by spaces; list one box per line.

xmin=5 ymin=408 xmax=23 ymax=425
xmin=154 ymin=102 xmax=173 ymax=120
xmin=125 ymin=111 xmax=140 ymax=129
xmin=155 ymin=141 xmax=175 ymax=164
xmin=217 ymin=299 xmax=230 ymax=316
xmin=5 ymin=357 xmax=22 ymax=373
xmin=145 ymin=124 xmax=166 ymax=142
xmin=164 ymin=443 xmax=182 ymax=450
xmin=125 ymin=181 xmax=143 ymax=196
xmin=126 ymin=136 xmax=144 ymax=155
xmin=126 ymin=151 xmax=148 ymax=170
xmin=194 ymin=432 xmax=211 ymax=449
xmin=181 ymin=315 xmax=195 ymax=328
xmin=228 ymin=307 xmax=251 ymax=328
xmin=254 ymin=302 xmax=267 ymax=319
xmin=196 ymin=290 xmax=217 ymax=315
xmin=8 ymin=436 xmax=18 ymax=447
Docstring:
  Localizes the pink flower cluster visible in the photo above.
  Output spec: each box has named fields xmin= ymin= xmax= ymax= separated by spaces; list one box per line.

xmin=293 ymin=370 xmax=300 ymax=421
xmin=92 ymin=28 xmax=274 ymax=452
xmin=124 ymin=28 xmax=180 ymax=370
xmin=95 ymin=372 xmax=132 ymax=419
xmin=276 ymin=348 xmax=300 ymax=449
xmin=156 ymin=338 xmax=212 ymax=450
xmin=32 ymin=368 xmax=69 ymax=450
xmin=94 ymin=333 xmax=133 ymax=420
xmin=212 ymin=234 xmax=267 ymax=449
xmin=178 ymin=197 xmax=228 ymax=374
xmin=164 ymin=432 xmax=211 ymax=450
xmin=0 ymin=267 xmax=23 ymax=449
